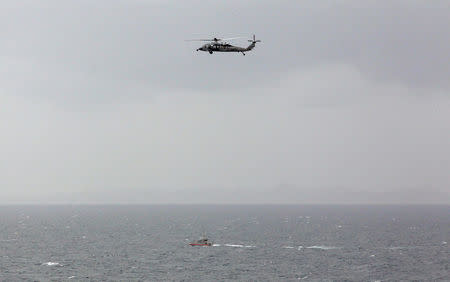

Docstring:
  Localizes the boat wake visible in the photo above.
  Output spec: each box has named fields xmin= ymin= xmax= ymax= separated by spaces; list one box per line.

xmin=282 ymin=245 xmax=338 ymax=250
xmin=224 ymin=244 xmax=255 ymax=248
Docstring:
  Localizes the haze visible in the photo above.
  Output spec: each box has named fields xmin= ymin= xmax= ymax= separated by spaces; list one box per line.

xmin=1 ymin=0 xmax=449 ymax=204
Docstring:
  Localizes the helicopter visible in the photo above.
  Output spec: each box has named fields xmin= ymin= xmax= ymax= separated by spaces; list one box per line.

xmin=186 ymin=35 xmax=261 ymax=56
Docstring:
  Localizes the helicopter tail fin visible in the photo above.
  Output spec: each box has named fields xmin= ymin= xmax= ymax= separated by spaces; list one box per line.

xmin=246 ymin=34 xmax=261 ymax=51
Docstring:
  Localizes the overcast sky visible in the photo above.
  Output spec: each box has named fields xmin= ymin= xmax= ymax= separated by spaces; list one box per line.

xmin=1 ymin=0 xmax=449 ymax=204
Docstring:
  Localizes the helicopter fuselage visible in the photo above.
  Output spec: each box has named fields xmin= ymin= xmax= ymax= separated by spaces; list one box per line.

xmin=197 ymin=41 xmax=257 ymax=55
xmin=198 ymin=43 xmax=247 ymax=52
xmin=191 ymin=35 xmax=260 ymax=56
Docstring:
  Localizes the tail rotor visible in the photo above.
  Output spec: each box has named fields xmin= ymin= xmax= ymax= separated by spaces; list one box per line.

xmin=248 ymin=34 xmax=261 ymax=43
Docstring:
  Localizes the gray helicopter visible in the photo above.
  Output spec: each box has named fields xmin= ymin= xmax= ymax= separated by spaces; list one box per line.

xmin=187 ymin=35 xmax=261 ymax=56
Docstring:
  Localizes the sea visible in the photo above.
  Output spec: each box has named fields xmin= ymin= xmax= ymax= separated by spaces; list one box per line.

xmin=0 ymin=205 xmax=448 ymax=281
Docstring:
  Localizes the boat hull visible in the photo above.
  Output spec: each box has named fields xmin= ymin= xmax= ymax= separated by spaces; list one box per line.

xmin=189 ymin=243 xmax=212 ymax=246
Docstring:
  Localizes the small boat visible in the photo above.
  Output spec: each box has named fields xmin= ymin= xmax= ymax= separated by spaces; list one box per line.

xmin=189 ymin=237 xmax=212 ymax=246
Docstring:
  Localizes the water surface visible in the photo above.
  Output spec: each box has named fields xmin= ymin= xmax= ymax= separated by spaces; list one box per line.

xmin=1 ymin=205 xmax=448 ymax=280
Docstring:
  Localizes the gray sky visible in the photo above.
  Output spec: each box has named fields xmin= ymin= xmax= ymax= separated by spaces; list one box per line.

xmin=1 ymin=0 xmax=449 ymax=204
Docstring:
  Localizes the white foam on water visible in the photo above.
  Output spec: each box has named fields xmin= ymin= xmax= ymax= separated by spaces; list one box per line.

xmin=298 ymin=246 xmax=304 ymax=250
xmin=442 ymin=241 xmax=447 ymax=245
xmin=68 ymin=276 xmax=76 ymax=279
xmin=0 ymin=238 xmax=17 ymax=242
xmin=282 ymin=246 xmax=294 ymax=249
xmin=212 ymin=244 xmax=221 ymax=247
xmin=306 ymin=245 xmax=340 ymax=250
xmin=244 ymin=245 xmax=255 ymax=248
xmin=370 ymin=254 xmax=376 ymax=257
xmin=225 ymin=244 xmax=244 ymax=248
xmin=42 ymin=262 xmax=63 ymax=267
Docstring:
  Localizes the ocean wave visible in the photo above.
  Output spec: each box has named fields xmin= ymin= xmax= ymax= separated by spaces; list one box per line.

xmin=388 ymin=246 xmax=404 ymax=250
xmin=0 ymin=238 xmax=17 ymax=242
xmin=42 ymin=262 xmax=63 ymax=267
xmin=306 ymin=245 xmax=340 ymax=250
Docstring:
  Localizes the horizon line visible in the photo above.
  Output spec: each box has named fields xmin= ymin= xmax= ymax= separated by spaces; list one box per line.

xmin=0 ymin=202 xmax=448 ymax=206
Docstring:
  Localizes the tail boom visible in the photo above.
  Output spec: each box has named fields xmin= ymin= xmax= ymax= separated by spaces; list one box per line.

xmin=245 ymin=34 xmax=261 ymax=51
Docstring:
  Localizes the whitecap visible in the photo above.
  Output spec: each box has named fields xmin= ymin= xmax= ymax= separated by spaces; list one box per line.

xmin=442 ymin=241 xmax=447 ymax=245
xmin=244 ymin=245 xmax=255 ymax=248
xmin=297 ymin=246 xmax=304 ymax=250
xmin=68 ymin=276 xmax=76 ymax=279
xmin=0 ymin=238 xmax=17 ymax=242
xmin=42 ymin=262 xmax=63 ymax=267
xmin=306 ymin=245 xmax=340 ymax=250
xmin=212 ymin=244 xmax=221 ymax=247
xmin=282 ymin=246 xmax=294 ymax=249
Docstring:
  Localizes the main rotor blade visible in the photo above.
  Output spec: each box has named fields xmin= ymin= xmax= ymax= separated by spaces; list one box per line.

xmin=185 ymin=37 xmax=244 ymax=42
xmin=220 ymin=37 xmax=244 ymax=41
xmin=185 ymin=39 xmax=214 ymax=42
